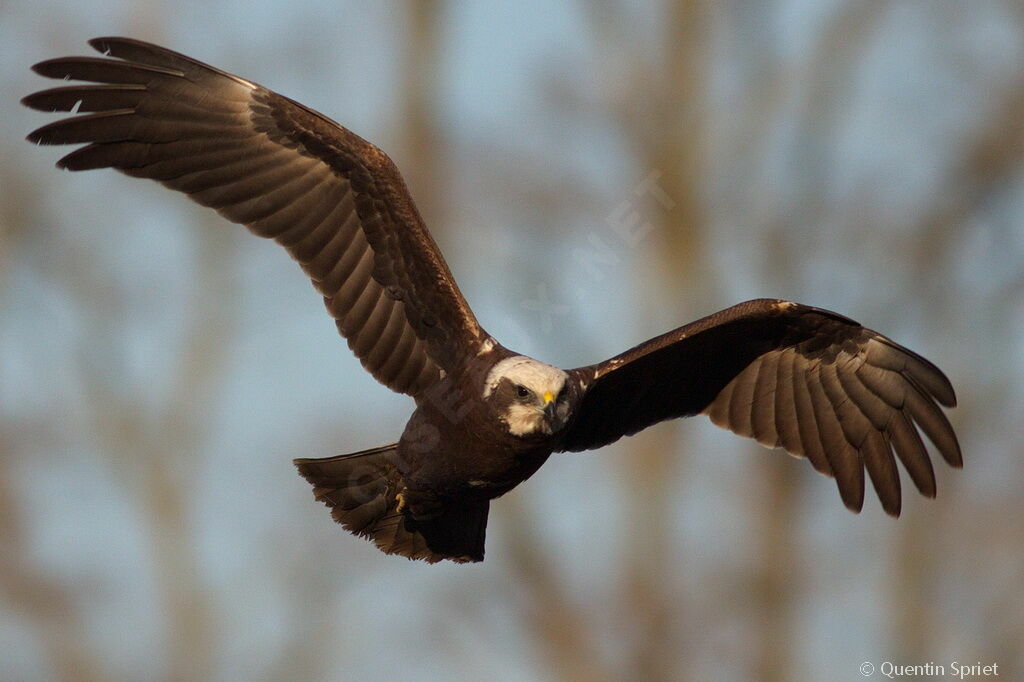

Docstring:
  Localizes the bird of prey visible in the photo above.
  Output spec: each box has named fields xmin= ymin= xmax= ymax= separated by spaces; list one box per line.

xmin=24 ymin=38 xmax=961 ymax=563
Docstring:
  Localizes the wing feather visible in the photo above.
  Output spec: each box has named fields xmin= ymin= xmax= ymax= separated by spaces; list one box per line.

xmin=789 ymin=353 xmax=833 ymax=476
xmin=887 ymin=412 xmax=937 ymax=497
xmin=727 ymin=360 xmax=758 ymax=440
xmin=901 ymin=382 xmax=962 ymax=467
xmin=705 ymin=377 xmax=735 ymax=431
xmin=24 ymin=37 xmax=486 ymax=396
xmin=750 ymin=350 xmax=781 ymax=447
xmin=21 ymin=84 xmax=147 ymax=112
xmin=820 ymin=357 xmax=895 ymax=511
xmin=560 ymin=299 xmax=960 ymax=515
xmin=806 ymin=361 xmax=865 ymax=511
xmin=862 ymin=430 xmax=901 ymax=516
xmin=835 ymin=361 xmax=937 ymax=497
xmin=772 ymin=349 xmax=804 ymax=459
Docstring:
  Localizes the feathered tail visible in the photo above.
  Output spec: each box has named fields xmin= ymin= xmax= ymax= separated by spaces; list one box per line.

xmin=294 ymin=444 xmax=489 ymax=563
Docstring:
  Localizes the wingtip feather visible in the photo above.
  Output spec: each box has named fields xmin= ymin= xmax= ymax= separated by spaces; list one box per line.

xmin=88 ymin=36 xmax=120 ymax=52
xmin=877 ymin=487 xmax=902 ymax=517
xmin=30 ymin=57 xmax=73 ymax=78
xmin=88 ymin=36 xmax=144 ymax=58
xmin=840 ymin=489 xmax=865 ymax=514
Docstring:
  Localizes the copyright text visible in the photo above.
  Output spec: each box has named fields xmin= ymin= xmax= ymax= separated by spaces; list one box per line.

xmin=860 ymin=661 xmax=999 ymax=679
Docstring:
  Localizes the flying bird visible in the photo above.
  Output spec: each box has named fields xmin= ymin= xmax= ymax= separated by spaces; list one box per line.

xmin=24 ymin=38 xmax=962 ymax=563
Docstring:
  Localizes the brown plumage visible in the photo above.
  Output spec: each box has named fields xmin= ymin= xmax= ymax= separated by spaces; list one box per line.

xmin=25 ymin=38 xmax=961 ymax=563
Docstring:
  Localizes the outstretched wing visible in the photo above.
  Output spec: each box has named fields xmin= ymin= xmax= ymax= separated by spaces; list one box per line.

xmin=23 ymin=37 xmax=485 ymax=396
xmin=558 ymin=298 xmax=961 ymax=516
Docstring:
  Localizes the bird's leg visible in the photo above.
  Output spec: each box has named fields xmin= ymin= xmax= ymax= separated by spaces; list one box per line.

xmin=394 ymin=486 xmax=447 ymax=521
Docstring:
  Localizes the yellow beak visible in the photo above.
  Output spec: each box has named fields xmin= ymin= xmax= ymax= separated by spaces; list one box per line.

xmin=543 ymin=391 xmax=554 ymax=405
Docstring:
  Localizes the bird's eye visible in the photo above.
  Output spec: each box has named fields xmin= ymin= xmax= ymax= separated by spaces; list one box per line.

xmin=515 ymin=384 xmax=530 ymax=399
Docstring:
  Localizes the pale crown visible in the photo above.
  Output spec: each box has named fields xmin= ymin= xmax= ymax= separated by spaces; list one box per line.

xmin=483 ymin=356 xmax=567 ymax=400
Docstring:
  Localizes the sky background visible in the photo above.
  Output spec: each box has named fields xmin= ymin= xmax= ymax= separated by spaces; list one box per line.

xmin=2 ymin=1 xmax=1023 ymax=680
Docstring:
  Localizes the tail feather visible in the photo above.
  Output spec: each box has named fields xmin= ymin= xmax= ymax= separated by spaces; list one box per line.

xmin=294 ymin=444 xmax=489 ymax=563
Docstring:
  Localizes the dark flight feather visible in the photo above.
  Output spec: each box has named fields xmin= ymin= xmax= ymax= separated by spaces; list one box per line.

xmin=560 ymin=299 xmax=960 ymax=516
xmin=24 ymin=37 xmax=485 ymax=397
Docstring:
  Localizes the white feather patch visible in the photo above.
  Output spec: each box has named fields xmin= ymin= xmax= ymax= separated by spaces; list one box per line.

xmin=503 ymin=403 xmax=550 ymax=436
xmin=477 ymin=337 xmax=496 ymax=355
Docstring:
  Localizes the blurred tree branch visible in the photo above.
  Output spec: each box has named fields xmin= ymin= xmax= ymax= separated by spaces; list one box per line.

xmin=0 ymin=149 xmax=106 ymax=680
xmin=49 ymin=208 xmax=239 ymax=680
xmin=500 ymin=494 xmax=613 ymax=681
xmin=0 ymin=432 xmax=104 ymax=681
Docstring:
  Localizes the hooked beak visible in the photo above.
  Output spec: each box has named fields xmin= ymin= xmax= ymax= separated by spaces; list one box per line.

xmin=542 ymin=391 xmax=556 ymax=422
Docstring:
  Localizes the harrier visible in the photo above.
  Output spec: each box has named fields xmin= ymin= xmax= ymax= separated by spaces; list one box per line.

xmin=24 ymin=38 xmax=961 ymax=562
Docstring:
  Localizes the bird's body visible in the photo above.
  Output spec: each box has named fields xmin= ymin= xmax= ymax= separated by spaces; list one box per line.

xmin=25 ymin=38 xmax=962 ymax=563
xmin=399 ymin=348 xmax=563 ymax=502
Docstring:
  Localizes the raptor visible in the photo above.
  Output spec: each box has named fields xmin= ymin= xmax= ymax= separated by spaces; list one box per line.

xmin=24 ymin=38 xmax=961 ymax=563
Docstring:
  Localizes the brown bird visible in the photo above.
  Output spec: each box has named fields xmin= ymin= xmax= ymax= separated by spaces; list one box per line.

xmin=24 ymin=38 xmax=961 ymax=563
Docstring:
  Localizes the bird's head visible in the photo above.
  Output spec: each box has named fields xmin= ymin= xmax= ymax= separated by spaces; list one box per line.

xmin=483 ymin=356 xmax=571 ymax=437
